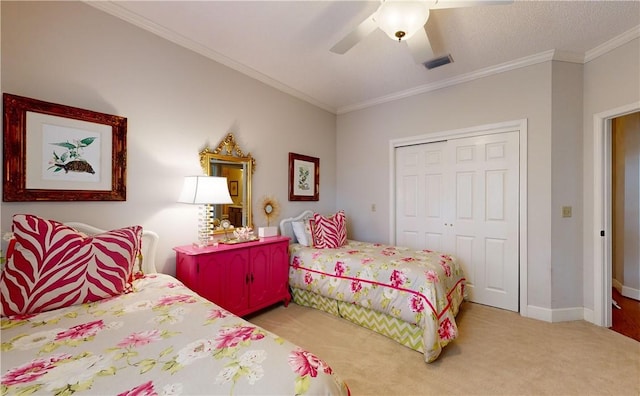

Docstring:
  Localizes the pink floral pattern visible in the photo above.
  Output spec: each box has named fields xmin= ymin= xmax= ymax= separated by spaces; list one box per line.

xmin=2 ymin=354 xmax=70 ymax=386
xmin=289 ymin=240 xmax=466 ymax=363
xmin=215 ymin=326 xmax=265 ymax=349
xmin=389 ymin=269 xmax=407 ymax=288
xmin=438 ymin=317 xmax=457 ymax=340
xmin=2 ymin=274 xmax=349 ymax=395
xmin=410 ymin=294 xmax=425 ymax=313
xmin=117 ymin=330 xmax=162 ymax=348
xmin=118 ymin=381 xmax=157 ymax=396
xmin=55 ymin=320 xmax=105 ymax=341
xmin=156 ymin=294 xmax=196 ymax=306
xmin=289 ymin=347 xmax=333 ymax=377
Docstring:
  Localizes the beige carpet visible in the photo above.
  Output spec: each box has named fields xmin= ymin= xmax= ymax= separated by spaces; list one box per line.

xmin=249 ymin=302 xmax=640 ymax=396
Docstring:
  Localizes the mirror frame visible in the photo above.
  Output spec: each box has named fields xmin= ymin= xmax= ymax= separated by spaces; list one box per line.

xmin=199 ymin=133 xmax=255 ymax=233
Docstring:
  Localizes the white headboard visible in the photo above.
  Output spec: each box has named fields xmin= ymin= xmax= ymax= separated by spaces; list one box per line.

xmin=279 ymin=210 xmax=314 ymax=244
xmin=64 ymin=222 xmax=160 ymax=274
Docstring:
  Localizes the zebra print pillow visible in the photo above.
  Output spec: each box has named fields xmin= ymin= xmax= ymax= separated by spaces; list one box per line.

xmin=311 ymin=211 xmax=347 ymax=249
xmin=0 ymin=214 xmax=141 ymax=317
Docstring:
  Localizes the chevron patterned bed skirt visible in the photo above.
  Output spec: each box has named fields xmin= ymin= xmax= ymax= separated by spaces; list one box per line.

xmin=291 ymin=287 xmax=424 ymax=353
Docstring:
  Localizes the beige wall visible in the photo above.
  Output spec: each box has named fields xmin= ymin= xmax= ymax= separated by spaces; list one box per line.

xmin=337 ymin=62 xmax=556 ymax=310
xmin=0 ymin=1 xmax=337 ymax=275
xmin=550 ymin=61 xmax=584 ymax=308
xmin=337 ymin=37 xmax=639 ymax=316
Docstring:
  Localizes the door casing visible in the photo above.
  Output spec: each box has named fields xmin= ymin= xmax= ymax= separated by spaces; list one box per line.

xmin=593 ymin=102 xmax=640 ymax=327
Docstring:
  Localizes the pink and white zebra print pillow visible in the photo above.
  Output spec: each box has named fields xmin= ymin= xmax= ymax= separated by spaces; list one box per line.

xmin=311 ymin=211 xmax=347 ymax=249
xmin=0 ymin=214 xmax=142 ymax=317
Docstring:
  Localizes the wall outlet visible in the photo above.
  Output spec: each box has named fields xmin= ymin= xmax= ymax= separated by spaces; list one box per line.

xmin=371 ymin=204 xmax=376 ymax=212
xmin=562 ymin=206 xmax=572 ymax=218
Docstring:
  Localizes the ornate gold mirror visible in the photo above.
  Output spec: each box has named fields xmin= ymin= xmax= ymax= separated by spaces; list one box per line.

xmin=199 ymin=133 xmax=255 ymax=233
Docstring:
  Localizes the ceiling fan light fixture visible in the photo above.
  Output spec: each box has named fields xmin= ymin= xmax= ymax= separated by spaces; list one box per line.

xmin=375 ymin=1 xmax=431 ymax=42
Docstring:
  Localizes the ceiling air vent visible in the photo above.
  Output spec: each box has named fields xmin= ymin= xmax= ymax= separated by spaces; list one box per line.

xmin=423 ymin=54 xmax=453 ymax=70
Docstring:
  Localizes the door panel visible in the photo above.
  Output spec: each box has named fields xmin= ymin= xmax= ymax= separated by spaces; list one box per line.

xmin=396 ymin=141 xmax=448 ymax=250
xmin=395 ymin=131 xmax=519 ymax=311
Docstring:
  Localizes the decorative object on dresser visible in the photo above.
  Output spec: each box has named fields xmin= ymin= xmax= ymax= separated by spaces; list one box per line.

xmin=200 ymin=133 xmax=255 ymax=230
xmin=3 ymin=93 xmax=127 ymax=201
xmin=174 ymin=236 xmax=291 ymax=317
xmin=258 ymin=195 xmax=281 ymax=237
xmin=288 ymin=152 xmax=319 ymax=201
xmin=177 ymin=175 xmax=233 ymax=247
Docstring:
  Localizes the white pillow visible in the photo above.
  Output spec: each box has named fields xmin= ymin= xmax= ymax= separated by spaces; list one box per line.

xmin=292 ymin=220 xmax=312 ymax=246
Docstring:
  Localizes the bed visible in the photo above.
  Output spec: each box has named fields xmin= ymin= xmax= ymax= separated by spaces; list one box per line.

xmin=1 ymin=214 xmax=349 ymax=395
xmin=280 ymin=210 xmax=466 ymax=363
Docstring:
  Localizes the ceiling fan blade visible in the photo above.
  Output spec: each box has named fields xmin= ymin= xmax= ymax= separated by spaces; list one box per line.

xmin=431 ymin=0 xmax=513 ymax=10
xmin=406 ymin=28 xmax=434 ymax=64
xmin=330 ymin=15 xmax=378 ymax=54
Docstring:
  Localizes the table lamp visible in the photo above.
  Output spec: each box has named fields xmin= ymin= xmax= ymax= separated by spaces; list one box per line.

xmin=178 ymin=176 xmax=233 ymax=247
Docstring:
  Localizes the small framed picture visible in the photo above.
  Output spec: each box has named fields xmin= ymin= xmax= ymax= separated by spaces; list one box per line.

xmin=288 ymin=152 xmax=319 ymax=201
xmin=229 ymin=180 xmax=238 ymax=196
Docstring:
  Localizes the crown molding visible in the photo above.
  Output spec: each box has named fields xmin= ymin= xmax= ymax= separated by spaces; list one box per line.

xmin=552 ymin=50 xmax=585 ymax=64
xmin=85 ymin=1 xmax=336 ymax=114
xmin=85 ymin=2 xmax=638 ymax=116
xmin=338 ymin=24 xmax=639 ymax=115
xmin=585 ymin=25 xmax=640 ymax=63
xmin=337 ymin=50 xmax=557 ymax=114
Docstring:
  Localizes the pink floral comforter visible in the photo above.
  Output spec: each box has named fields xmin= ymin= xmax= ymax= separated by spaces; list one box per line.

xmin=289 ymin=241 xmax=466 ymax=362
xmin=1 ymin=274 xmax=348 ymax=395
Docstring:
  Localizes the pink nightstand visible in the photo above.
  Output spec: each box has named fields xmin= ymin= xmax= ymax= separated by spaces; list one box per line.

xmin=174 ymin=236 xmax=291 ymax=316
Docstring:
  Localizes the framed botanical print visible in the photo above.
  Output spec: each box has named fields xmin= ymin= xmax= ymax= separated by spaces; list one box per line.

xmin=3 ymin=93 xmax=127 ymax=201
xmin=288 ymin=152 xmax=319 ymax=201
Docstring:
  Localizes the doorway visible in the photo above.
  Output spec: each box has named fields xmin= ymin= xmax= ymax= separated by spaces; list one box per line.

xmin=593 ymin=102 xmax=640 ymax=327
xmin=611 ymin=112 xmax=640 ymax=340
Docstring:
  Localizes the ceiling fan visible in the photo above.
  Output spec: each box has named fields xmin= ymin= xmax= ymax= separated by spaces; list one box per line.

xmin=330 ymin=0 xmax=512 ymax=67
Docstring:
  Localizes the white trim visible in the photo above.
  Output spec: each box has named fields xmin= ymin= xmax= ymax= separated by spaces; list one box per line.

xmin=621 ymin=285 xmax=640 ymax=301
xmin=339 ymin=51 xmax=557 ymax=114
xmin=583 ymin=307 xmax=594 ymax=324
xmin=85 ymin=1 xmax=335 ymax=114
xmin=526 ymin=305 xmax=586 ymax=323
xmin=85 ymin=2 xmax=638 ymax=116
xmin=389 ymin=119 xmax=528 ymax=315
xmin=585 ymin=25 xmax=640 ymax=63
xmin=592 ymin=102 xmax=640 ymax=327
xmin=613 ymin=278 xmax=623 ymax=292
xmin=525 ymin=305 xmax=553 ymax=323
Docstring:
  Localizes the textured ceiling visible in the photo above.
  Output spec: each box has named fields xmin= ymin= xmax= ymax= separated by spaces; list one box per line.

xmin=90 ymin=1 xmax=640 ymax=114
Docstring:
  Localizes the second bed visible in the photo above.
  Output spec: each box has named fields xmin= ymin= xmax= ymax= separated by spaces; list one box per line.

xmin=280 ymin=210 xmax=466 ymax=363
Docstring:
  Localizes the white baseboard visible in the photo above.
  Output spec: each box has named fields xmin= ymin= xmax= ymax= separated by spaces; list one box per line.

xmin=621 ymin=285 xmax=640 ymax=301
xmin=613 ymin=278 xmax=623 ymax=292
xmin=583 ymin=307 xmax=594 ymax=324
xmin=525 ymin=305 xmax=552 ymax=322
xmin=525 ymin=305 xmax=589 ymax=323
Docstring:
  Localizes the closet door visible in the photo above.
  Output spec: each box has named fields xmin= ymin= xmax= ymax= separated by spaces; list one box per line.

xmin=395 ymin=131 xmax=519 ymax=311
xmin=395 ymin=140 xmax=449 ymax=251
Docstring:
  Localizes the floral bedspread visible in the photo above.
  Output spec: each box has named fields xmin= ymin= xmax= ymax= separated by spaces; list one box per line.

xmin=1 ymin=274 xmax=348 ymax=396
xmin=289 ymin=240 xmax=466 ymax=362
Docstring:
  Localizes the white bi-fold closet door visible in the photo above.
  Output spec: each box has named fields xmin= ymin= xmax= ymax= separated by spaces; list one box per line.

xmin=395 ymin=131 xmax=519 ymax=311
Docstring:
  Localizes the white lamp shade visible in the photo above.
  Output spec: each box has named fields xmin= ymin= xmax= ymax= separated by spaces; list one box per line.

xmin=375 ymin=1 xmax=431 ymax=41
xmin=178 ymin=176 xmax=233 ymax=204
